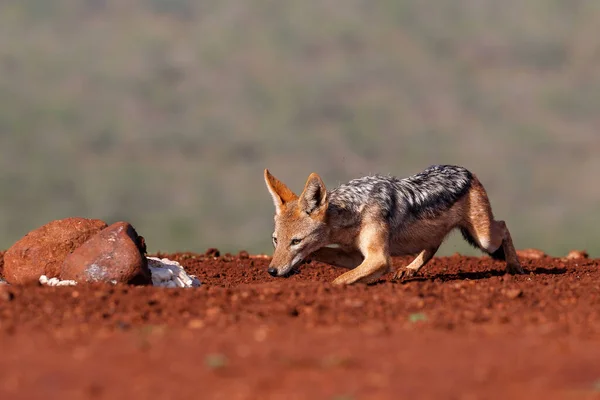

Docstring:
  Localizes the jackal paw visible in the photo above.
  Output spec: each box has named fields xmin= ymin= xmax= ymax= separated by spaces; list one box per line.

xmin=393 ymin=268 xmax=417 ymax=281
xmin=332 ymin=276 xmax=353 ymax=285
xmin=507 ymin=263 xmax=525 ymax=275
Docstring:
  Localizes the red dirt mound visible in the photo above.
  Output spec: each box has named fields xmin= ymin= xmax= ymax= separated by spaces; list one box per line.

xmin=0 ymin=251 xmax=599 ymax=399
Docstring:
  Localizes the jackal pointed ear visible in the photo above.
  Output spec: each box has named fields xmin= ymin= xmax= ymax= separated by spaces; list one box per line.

xmin=299 ymin=173 xmax=328 ymax=215
xmin=264 ymin=169 xmax=298 ymax=214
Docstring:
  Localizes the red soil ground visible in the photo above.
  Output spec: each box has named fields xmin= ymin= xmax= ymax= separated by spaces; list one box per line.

xmin=1 ymin=250 xmax=599 ymax=399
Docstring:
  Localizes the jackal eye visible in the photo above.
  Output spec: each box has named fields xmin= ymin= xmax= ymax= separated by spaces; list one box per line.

xmin=290 ymin=238 xmax=302 ymax=246
xmin=272 ymin=237 xmax=277 ymax=247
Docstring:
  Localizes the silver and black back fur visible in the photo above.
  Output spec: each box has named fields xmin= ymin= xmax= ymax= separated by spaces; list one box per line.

xmin=328 ymin=165 xmax=473 ymax=227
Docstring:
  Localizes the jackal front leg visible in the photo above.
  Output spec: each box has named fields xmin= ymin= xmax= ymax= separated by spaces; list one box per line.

xmin=331 ymin=222 xmax=391 ymax=285
xmin=393 ymin=246 xmax=439 ymax=281
xmin=308 ymin=247 xmax=363 ymax=269
xmin=331 ymin=253 xmax=390 ymax=285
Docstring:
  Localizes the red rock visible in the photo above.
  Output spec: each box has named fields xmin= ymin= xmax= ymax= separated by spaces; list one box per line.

xmin=238 ymin=250 xmax=250 ymax=259
xmin=0 ymin=286 xmax=14 ymax=301
xmin=61 ymin=222 xmax=150 ymax=285
xmin=504 ymin=288 xmax=524 ymax=300
xmin=516 ymin=248 xmax=546 ymax=259
xmin=205 ymin=248 xmax=220 ymax=257
xmin=565 ymin=250 xmax=588 ymax=260
xmin=3 ymin=218 xmax=108 ymax=285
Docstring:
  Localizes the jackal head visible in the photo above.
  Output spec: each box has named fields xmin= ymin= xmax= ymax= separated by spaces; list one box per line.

xmin=264 ymin=169 xmax=330 ymax=277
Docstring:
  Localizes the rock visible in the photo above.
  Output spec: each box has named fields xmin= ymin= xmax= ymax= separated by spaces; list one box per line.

xmin=238 ymin=250 xmax=250 ymax=259
xmin=0 ymin=286 xmax=14 ymax=301
xmin=504 ymin=288 xmax=523 ymax=299
xmin=61 ymin=222 xmax=151 ymax=285
xmin=3 ymin=217 xmax=108 ymax=285
xmin=516 ymin=248 xmax=546 ymax=259
xmin=565 ymin=250 xmax=588 ymax=260
xmin=187 ymin=319 xmax=205 ymax=329
xmin=205 ymin=248 xmax=220 ymax=257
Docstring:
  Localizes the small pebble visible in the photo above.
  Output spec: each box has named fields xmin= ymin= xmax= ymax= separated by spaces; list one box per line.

xmin=565 ymin=250 xmax=588 ymax=260
xmin=0 ymin=286 xmax=14 ymax=301
xmin=516 ymin=249 xmax=546 ymax=259
xmin=238 ymin=250 xmax=250 ymax=259
xmin=188 ymin=319 xmax=205 ymax=329
xmin=505 ymin=288 xmax=523 ymax=299
xmin=204 ymin=248 xmax=220 ymax=257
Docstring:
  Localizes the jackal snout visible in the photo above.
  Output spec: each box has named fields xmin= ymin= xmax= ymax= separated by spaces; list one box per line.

xmin=265 ymin=216 xmax=328 ymax=277
xmin=266 ymin=241 xmax=309 ymax=277
xmin=266 ymin=262 xmax=298 ymax=278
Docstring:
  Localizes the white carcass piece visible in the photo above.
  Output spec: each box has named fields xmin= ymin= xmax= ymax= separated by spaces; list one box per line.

xmin=39 ymin=275 xmax=78 ymax=286
xmin=146 ymin=257 xmax=201 ymax=288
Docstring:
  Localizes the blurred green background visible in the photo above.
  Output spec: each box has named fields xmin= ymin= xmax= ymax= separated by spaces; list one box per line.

xmin=0 ymin=0 xmax=598 ymax=257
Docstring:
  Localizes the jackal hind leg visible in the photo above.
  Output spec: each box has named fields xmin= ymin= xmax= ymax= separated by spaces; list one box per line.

xmin=308 ymin=247 xmax=363 ymax=269
xmin=464 ymin=215 xmax=523 ymax=275
xmin=462 ymin=179 xmax=524 ymax=275
xmin=393 ymin=246 xmax=439 ymax=281
xmin=492 ymin=220 xmax=523 ymax=274
xmin=331 ymin=222 xmax=391 ymax=285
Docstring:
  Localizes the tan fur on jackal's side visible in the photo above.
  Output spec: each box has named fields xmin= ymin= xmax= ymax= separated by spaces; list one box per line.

xmin=264 ymin=165 xmax=524 ymax=285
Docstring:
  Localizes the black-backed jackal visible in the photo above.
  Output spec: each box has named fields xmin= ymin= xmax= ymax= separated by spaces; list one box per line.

xmin=264 ymin=165 xmax=524 ymax=285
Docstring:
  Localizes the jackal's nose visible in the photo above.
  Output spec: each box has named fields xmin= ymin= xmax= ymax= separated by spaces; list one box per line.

xmin=267 ymin=268 xmax=278 ymax=277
